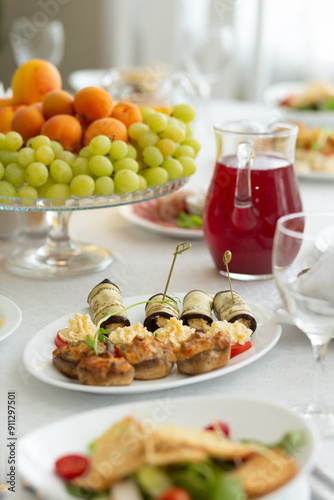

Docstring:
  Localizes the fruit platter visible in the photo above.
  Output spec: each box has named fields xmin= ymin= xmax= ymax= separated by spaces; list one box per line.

xmin=0 ymin=59 xmax=200 ymax=277
xmin=23 ymin=278 xmax=281 ymax=395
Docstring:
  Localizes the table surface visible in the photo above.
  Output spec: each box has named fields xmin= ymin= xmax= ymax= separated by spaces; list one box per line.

xmin=1 ymin=99 xmax=334 ymax=499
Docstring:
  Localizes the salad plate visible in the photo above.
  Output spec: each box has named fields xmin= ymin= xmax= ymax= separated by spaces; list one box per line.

xmin=0 ymin=295 xmax=22 ymax=342
xmin=18 ymin=395 xmax=317 ymax=500
xmin=23 ymin=293 xmax=281 ymax=395
xmin=263 ymin=80 xmax=334 ymax=127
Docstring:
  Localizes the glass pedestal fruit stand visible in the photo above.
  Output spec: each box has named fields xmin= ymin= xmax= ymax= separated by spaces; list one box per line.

xmin=1 ymin=178 xmax=186 ymax=278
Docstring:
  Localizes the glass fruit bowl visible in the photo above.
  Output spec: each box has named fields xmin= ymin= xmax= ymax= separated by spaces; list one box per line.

xmin=0 ymin=177 xmax=187 ymax=278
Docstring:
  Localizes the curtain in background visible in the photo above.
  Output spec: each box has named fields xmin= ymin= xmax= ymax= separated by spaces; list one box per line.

xmin=233 ymin=0 xmax=334 ymax=100
xmin=2 ymin=0 xmax=334 ymax=101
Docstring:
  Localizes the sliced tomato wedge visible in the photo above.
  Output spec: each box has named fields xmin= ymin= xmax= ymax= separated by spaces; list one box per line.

xmin=157 ymin=487 xmax=192 ymax=500
xmin=55 ymin=454 xmax=89 ymax=480
xmin=54 ymin=332 xmax=69 ymax=349
xmin=230 ymin=340 xmax=252 ymax=358
xmin=204 ymin=421 xmax=230 ymax=438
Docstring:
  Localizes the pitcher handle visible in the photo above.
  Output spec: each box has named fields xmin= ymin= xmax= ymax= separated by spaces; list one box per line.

xmin=235 ymin=141 xmax=254 ymax=207
xmin=231 ymin=141 xmax=258 ymax=231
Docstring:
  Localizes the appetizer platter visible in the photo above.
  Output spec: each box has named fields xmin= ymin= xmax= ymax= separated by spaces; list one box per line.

xmin=263 ymin=80 xmax=334 ymax=127
xmin=18 ymin=396 xmax=317 ymax=500
xmin=119 ymin=189 xmax=204 ymax=239
xmin=23 ymin=280 xmax=281 ymax=395
xmin=0 ymin=295 xmax=22 ymax=342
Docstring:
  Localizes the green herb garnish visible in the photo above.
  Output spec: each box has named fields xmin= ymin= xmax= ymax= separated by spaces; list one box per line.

xmin=177 ymin=212 xmax=202 ymax=228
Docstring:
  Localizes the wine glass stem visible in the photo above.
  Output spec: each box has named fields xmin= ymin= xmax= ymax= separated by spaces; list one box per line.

xmin=311 ymin=340 xmax=329 ymax=412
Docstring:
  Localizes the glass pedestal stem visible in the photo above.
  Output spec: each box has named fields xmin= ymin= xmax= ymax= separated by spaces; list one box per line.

xmin=5 ymin=210 xmax=113 ymax=278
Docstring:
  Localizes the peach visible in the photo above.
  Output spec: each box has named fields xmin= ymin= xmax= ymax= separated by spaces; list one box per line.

xmin=74 ymin=86 xmax=113 ymax=122
xmin=11 ymin=59 xmax=62 ymax=105
xmin=0 ymin=105 xmax=25 ymax=134
xmin=41 ymin=114 xmax=82 ymax=151
xmin=11 ymin=105 xmax=45 ymax=143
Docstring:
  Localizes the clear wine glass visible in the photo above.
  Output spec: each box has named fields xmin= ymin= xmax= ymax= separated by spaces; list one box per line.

xmin=9 ymin=18 xmax=65 ymax=67
xmin=273 ymin=212 xmax=334 ymax=437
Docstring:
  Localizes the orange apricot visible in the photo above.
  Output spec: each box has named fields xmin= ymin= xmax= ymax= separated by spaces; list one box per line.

xmin=32 ymin=102 xmax=43 ymax=113
xmin=41 ymin=115 xmax=82 ymax=151
xmin=74 ymin=86 xmax=113 ymax=122
xmin=43 ymin=90 xmax=75 ymax=119
xmin=11 ymin=59 xmax=62 ymax=105
xmin=84 ymin=117 xmax=128 ymax=145
xmin=110 ymin=101 xmax=143 ymax=128
xmin=11 ymin=105 xmax=45 ymax=142
xmin=0 ymin=97 xmax=14 ymax=108
xmin=0 ymin=105 xmax=25 ymax=134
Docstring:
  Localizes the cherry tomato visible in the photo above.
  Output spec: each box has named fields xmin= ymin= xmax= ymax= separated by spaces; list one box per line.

xmin=204 ymin=421 xmax=230 ymax=438
xmin=55 ymin=454 xmax=89 ymax=480
xmin=157 ymin=487 xmax=192 ymax=500
xmin=54 ymin=332 xmax=69 ymax=349
xmin=230 ymin=340 xmax=252 ymax=358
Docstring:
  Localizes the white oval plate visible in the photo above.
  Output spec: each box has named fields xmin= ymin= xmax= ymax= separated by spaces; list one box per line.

xmin=297 ymin=170 xmax=334 ymax=182
xmin=119 ymin=205 xmax=203 ymax=239
xmin=18 ymin=395 xmax=317 ymax=500
xmin=0 ymin=295 xmax=22 ymax=342
xmin=23 ymin=294 xmax=281 ymax=394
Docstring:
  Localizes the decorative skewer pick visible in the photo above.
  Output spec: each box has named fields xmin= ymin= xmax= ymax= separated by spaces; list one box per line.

xmin=223 ymin=250 xmax=234 ymax=303
xmin=163 ymin=241 xmax=192 ymax=300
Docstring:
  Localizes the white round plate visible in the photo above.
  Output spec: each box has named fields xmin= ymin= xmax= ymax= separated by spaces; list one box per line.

xmin=119 ymin=205 xmax=203 ymax=239
xmin=296 ymin=170 xmax=334 ymax=182
xmin=0 ymin=295 xmax=22 ymax=342
xmin=263 ymin=81 xmax=334 ymax=128
xmin=68 ymin=69 xmax=108 ymax=91
xmin=23 ymin=294 xmax=281 ymax=394
xmin=18 ymin=395 xmax=317 ymax=500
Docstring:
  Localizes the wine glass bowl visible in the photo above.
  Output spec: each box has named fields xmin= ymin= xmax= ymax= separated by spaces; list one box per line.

xmin=273 ymin=212 xmax=334 ymax=436
xmin=9 ymin=18 xmax=65 ymax=67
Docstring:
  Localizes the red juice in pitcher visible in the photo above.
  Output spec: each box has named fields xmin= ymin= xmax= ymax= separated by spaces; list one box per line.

xmin=202 ymin=153 xmax=303 ymax=277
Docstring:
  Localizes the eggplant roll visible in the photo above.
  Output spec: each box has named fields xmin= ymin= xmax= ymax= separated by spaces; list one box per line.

xmin=213 ymin=291 xmax=257 ymax=333
xmin=180 ymin=290 xmax=213 ymax=327
xmin=87 ymin=279 xmax=130 ymax=329
xmin=143 ymin=293 xmax=179 ymax=332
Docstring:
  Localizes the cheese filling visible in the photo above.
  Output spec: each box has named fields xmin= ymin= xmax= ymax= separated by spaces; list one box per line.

xmin=58 ymin=313 xmax=97 ymax=343
xmin=207 ymin=320 xmax=252 ymax=345
xmin=154 ymin=317 xmax=195 ymax=348
xmin=109 ymin=322 xmax=151 ymax=344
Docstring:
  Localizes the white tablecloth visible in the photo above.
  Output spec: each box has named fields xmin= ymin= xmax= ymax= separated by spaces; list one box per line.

xmin=0 ymin=99 xmax=334 ymax=499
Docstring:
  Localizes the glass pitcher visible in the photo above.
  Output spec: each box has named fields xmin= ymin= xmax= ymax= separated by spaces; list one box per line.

xmin=101 ymin=63 xmax=199 ymax=112
xmin=202 ymin=120 xmax=302 ymax=280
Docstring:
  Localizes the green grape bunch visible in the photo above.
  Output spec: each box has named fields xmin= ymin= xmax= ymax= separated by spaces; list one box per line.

xmin=0 ymin=104 xmax=200 ymax=201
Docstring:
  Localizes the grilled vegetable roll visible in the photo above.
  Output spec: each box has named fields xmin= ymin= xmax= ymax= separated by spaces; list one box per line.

xmin=87 ymin=279 xmax=130 ymax=330
xmin=144 ymin=293 xmax=179 ymax=332
xmin=180 ymin=290 xmax=214 ymax=329
xmin=213 ymin=291 xmax=257 ymax=333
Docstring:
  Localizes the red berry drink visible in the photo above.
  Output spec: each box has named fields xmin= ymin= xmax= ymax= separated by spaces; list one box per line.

xmin=203 ymin=153 xmax=302 ymax=278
